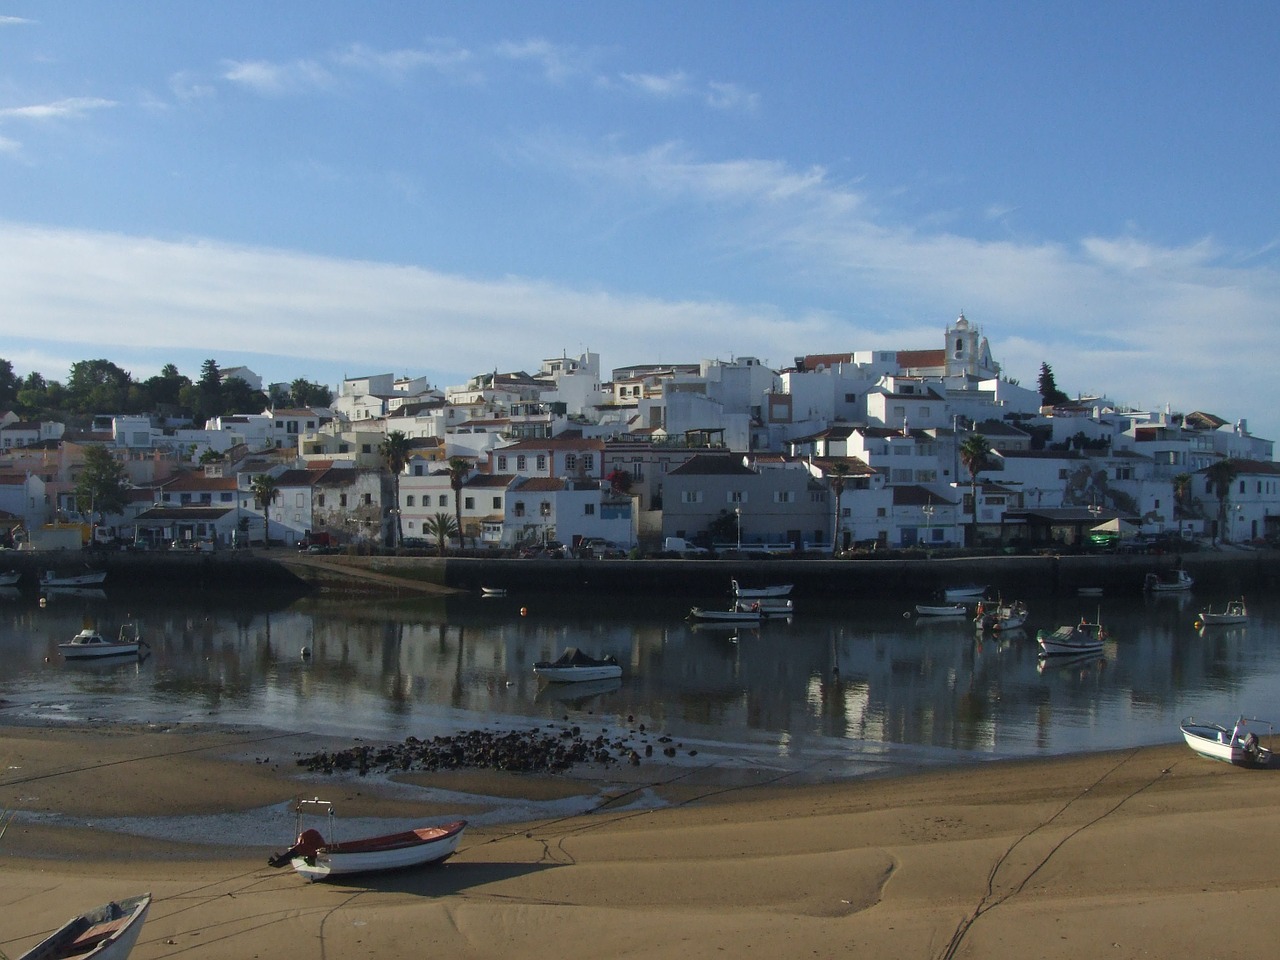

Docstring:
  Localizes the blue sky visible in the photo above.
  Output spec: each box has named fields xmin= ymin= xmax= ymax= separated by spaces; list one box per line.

xmin=2 ymin=3 xmax=1279 ymax=440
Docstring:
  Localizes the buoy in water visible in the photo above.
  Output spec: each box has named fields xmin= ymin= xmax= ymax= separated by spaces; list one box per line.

xmin=39 ymin=597 xmax=47 ymax=608
xmin=520 ymin=607 xmax=528 ymax=617
xmin=301 ymin=646 xmax=312 ymax=659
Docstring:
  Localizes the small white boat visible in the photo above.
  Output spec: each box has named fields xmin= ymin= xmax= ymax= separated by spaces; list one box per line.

xmin=1180 ymin=716 xmax=1273 ymax=767
xmin=480 ymin=586 xmax=507 ymax=597
xmin=1145 ymin=569 xmax=1193 ymax=593
xmin=974 ymin=599 xmax=1029 ymax=632
xmin=0 ymin=569 xmax=20 ymax=586
xmin=533 ymin=647 xmax=623 ymax=682
xmin=17 ymin=892 xmax=151 ymax=960
xmin=269 ymin=799 xmax=466 ymax=882
xmin=731 ymin=580 xmax=793 ymax=599
xmin=944 ymin=584 xmax=988 ymax=602
xmin=41 ymin=570 xmax=108 ymax=588
xmin=1196 ymin=598 xmax=1248 ymax=627
xmin=915 ymin=602 xmax=968 ymax=617
xmin=1037 ymin=619 xmax=1107 ymax=656
xmin=59 ymin=624 xmax=145 ymax=660
xmin=689 ymin=606 xmax=762 ymax=623
xmin=735 ymin=599 xmax=793 ymax=617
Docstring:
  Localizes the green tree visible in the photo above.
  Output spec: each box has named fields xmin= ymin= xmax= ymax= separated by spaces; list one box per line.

xmin=379 ymin=430 xmax=411 ymax=548
xmin=250 ymin=473 xmax=280 ymax=549
xmin=289 ymin=378 xmax=333 ymax=407
xmin=447 ymin=456 xmax=470 ymax=548
xmin=827 ymin=460 xmax=851 ymax=555
xmin=221 ymin=376 xmax=268 ymax=415
xmin=1204 ymin=458 xmax=1240 ymax=544
xmin=74 ymin=446 xmax=131 ymax=534
xmin=0 ymin=358 xmax=17 ymax=405
xmin=424 ymin=513 xmax=458 ymax=557
xmin=66 ymin=359 xmax=133 ymax=414
xmin=1037 ymin=362 xmax=1070 ymax=407
xmin=959 ymin=433 xmax=993 ymax=547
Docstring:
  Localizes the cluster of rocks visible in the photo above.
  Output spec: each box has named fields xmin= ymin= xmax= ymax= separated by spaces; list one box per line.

xmin=293 ymin=724 xmax=693 ymax=776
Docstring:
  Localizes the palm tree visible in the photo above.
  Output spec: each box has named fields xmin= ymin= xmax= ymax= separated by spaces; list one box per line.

xmin=249 ymin=473 xmax=279 ymax=549
xmin=958 ymin=433 xmax=993 ymax=548
xmin=827 ymin=461 xmax=851 ymax=556
xmin=447 ymin=456 xmax=470 ymax=549
xmin=1171 ymin=472 xmax=1192 ymax=539
xmin=1204 ymin=458 xmax=1240 ymax=544
xmin=379 ymin=430 xmax=411 ymax=549
xmin=424 ymin=513 xmax=458 ymax=557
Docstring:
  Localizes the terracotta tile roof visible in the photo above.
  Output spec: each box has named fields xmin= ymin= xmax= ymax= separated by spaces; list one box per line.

xmin=896 ymin=349 xmax=945 ymax=368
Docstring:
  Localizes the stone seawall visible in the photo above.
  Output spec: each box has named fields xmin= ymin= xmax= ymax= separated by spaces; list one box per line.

xmin=5 ymin=547 xmax=1278 ymax=601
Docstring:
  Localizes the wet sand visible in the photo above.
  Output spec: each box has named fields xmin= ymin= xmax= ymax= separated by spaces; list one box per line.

xmin=3 ymin=722 xmax=1279 ymax=960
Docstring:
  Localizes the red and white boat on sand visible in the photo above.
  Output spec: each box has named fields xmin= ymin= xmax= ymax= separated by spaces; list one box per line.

xmin=269 ymin=798 xmax=466 ymax=882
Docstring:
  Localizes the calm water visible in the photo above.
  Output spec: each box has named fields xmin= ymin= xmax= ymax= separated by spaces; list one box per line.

xmin=1 ymin=584 xmax=1276 ymax=773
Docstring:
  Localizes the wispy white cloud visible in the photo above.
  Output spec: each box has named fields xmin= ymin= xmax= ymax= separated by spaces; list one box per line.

xmin=221 ymin=58 xmax=332 ymax=96
xmin=0 ymin=97 xmax=117 ymax=121
xmin=335 ymin=40 xmax=477 ymax=82
xmin=705 ymin=80 xmax=758 ymax=112
xmin=620 ymin=70 xmax=692 ymax=98
xmin=0 ymin=135 xmax=19 ymax=155
xmin=169 ymin=70 xmax=216 ymax=102
xmin=492 ymin=38 xmax=594 ymax=83
xmin=0 ymin=15 xmax=35 ymax=25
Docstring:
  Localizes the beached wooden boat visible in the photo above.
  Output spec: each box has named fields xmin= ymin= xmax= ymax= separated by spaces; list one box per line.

xmin=40 ymin=570 xmax=108 ymax=588
xmin=1144 ymin=569 xmax=1193 ymax=593
xmin=1037 ymin=619 xmax=1107 ymax=656
xmin=730 ymin=580 xmax=793 ymax=599
xmin=58 ymin=624 xmax=145 ymax=660
xmin=16 ymin=892 xmax=151 ymax=960
xmin=915 ymin=602 xmax=968 ymax=617
xmin=689 ymin=605 xmax=762 ymax=623
xmin=1180 ymin=716 xmax=1273 ymax=767
xmin=974 ymin=599 xmax=1029 ymax=632
xmin=533 ymin=647 xmax=623 ymax=683
xmin=269 ymin=799 xmax=466 ymax=882
xmin=1195 ymin=598 xmax=1248 ymax=626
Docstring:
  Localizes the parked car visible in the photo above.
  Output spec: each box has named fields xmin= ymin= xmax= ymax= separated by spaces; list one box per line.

xmin=519 ymin=541 xmax=566 ymax=559
xmin=578 ymin=538 xmax=627 ymax=559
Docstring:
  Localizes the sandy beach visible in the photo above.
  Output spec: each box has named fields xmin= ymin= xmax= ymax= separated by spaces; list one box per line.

xmin=2 ymin=722 xmax=1279 ymax=960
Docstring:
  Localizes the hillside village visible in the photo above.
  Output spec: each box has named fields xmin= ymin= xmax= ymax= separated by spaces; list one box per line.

xmin=1 ymin=313 xmax=1276 ymax=556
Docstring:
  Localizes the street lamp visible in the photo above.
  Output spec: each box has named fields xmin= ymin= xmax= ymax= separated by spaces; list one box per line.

xmin=923 ymin=498 xmax=934 ymax=545
xmin=735 ymin=506 xmax=741 ymax=550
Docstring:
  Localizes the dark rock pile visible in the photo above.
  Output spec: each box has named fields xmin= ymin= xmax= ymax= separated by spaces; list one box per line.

xmin=295 ymin=724 xmax=660 ymax=776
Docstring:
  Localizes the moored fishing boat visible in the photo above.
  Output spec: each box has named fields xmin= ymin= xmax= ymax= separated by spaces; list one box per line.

xmin=533 ymin=648 xmax=623 ymax=683
xmin=1195 ymin=598 xmax=1248 ymax=627
xmin=1037 ymin=618 xmax=1107 ymax=657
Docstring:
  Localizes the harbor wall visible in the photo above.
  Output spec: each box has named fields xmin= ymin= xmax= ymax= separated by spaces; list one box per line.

xmin=4 ymin=547 xmax=1279 ymax=600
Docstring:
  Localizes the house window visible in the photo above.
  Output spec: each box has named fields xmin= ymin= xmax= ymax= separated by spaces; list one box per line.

xmin=773 ymin=491 xmax=795 ymax=504
xmin=841 ymin=507 xmax=851 ymax=518
xmin=340 ymin=494 xmax=348 ymax=507
xmin=438 ymin=495 xmax=448 ymax=507
xmin=540 ymin=501 xmax=551 ymax=517
xmin=565 ymin=454 xmax=577 ymax=470
xmin=876 ymin=507 xmax=887 ymax=517
xmin=514 ymin=502 xmax=525 ymax=517
xmin=464 ymin=497 xmax=475 ymax=510
xmin=362 ymin=493 xmax=372 ymax=505
xmin=498 ymin=456 xmax=507 ymax=471
xmin=296 ymin=493 xmax=305 ymax=507
xmin=362 ymin=444 xmax=372 ymax=454
xmin=537 ymin=455 xmax=546 ymax=471
xmin=728 ymin=490 xmax=746 ymax=503
xmin=681 ymin=490 xmax=703 ymax=504
xmin=492 ymin=496 xmax=501 ymax=509
xmin=414 ymin=464 xmax=424 ymax=476
xmin=406 ymin=495 xmax=415 ymax=507
xmin=583 ymin=454 xmax=594 ymax=471
xmin=516 ymin=455 xmax=526 ymax=471
xmin=584 ymin=503 xmax=595 ymax=515
xmin=317 ymin=494 xmax=325 ymax=507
